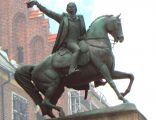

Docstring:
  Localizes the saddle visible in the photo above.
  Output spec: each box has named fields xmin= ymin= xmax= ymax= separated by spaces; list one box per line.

xmin=52 ymin=40 xmax=90 ymax=68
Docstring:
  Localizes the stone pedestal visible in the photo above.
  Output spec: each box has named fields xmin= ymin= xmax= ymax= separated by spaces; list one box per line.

xmin=47 ymin=103 xmax=146 ymax=120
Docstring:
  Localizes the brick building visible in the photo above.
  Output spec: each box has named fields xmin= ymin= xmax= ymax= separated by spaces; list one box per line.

xmin=0 ymin=0 xmax=59 ymax=119
xmin=0 ymin=0 xmax=54 ymax=64
xmin=0 ymin=0 xmax=108 ymax=120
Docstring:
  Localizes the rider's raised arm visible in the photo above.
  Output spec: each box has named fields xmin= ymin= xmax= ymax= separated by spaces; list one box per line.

xmin=36 ymin=2 xmax=62 ymax=23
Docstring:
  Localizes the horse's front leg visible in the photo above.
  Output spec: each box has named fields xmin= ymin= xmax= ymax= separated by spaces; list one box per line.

xmin=99 ymin=64 xmax=128 ymax=103
xmin=90 ymin=52 xmax=128 ymax=103
xmin=111 ymin=71 xmax=134 ymax=97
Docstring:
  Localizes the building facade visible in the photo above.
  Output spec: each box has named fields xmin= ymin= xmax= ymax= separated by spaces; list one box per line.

xmin=0 ymin=53 xmax=37 ymax=120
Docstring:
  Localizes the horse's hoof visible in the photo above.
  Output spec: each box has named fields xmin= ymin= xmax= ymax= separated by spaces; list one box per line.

xmin=40 ymin=104 xmax=55 ymax=118
xmin=47 ymin=111 xmax=56 ymax=118
xmin=40 ymin=103 xmax=49 ymax=115
xmin=59 ymin=108 xmax=65 ymax=117
xmin=123 ymin=99 xmax=129 ymax=103
xmin=59 ymin=111 xmax=65 ymax=117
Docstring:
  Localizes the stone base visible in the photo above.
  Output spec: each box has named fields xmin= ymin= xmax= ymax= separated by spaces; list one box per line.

xmin=47 ymin=103 xmax=146 ymax=120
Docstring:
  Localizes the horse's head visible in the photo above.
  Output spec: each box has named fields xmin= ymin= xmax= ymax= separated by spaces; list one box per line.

xmin=106 ymin=14 xmax=124 ymax=43
xmin=87 ymin=14 xmax=124 ymax=44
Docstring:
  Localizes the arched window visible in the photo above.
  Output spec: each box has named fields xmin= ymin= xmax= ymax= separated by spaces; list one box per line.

xmin=12 ymin=12 xmax=26 ymax=63
xmin=30 ymin=36 xmax=44 ymax=64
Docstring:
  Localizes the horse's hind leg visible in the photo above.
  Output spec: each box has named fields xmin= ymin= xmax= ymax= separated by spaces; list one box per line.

xmin=40 ymin=69 xmax=65 ymax=117
xmin=111 ymin=70 xmax=134 ymax=96
xmin=49 ymin=83 xmax=65 ymax=116
xmin=99 ymin=64 xmax=128 ymax=103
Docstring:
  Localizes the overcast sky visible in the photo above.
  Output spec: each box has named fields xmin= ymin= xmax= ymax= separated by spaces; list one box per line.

xmin=36 ymin=0 xmax=156 ymax=119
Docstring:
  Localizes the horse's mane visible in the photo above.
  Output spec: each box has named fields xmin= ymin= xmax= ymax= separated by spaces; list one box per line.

xmin=87 ymin=15 xmax=113 ymax=32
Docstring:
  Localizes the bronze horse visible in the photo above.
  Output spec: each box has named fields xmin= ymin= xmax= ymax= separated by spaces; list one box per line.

xmin=14 ymin=14 xmax=134 ymax=118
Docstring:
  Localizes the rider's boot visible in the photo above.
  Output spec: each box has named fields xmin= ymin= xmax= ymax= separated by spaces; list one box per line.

xmin=69 ymin=50 xmax=80 ymax=75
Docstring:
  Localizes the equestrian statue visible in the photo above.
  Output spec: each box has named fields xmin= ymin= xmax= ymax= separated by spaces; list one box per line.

xmin=12 ymin=0 xmax=135 ymax=118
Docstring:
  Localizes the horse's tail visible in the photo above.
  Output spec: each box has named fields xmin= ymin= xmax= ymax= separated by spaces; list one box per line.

xmin=14 ymin=65 xmax=42 ymax=104
xmin=14 ymin=65 xmax=35 ymax=84
xmin=14 ymin=65 xmax=35 ymax=93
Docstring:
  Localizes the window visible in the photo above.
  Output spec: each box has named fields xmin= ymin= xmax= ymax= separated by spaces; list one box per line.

xmin=17 ymin=47 xmax=24 ymax=63
xmin=69 ymin=90 xmax=81 ymax=114
xmin=12 ymin=93 xmax=28 ymax=120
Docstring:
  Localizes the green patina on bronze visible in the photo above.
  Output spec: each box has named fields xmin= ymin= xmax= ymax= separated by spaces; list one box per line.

xmin=14 ymin=0 xmax=134 ymax=118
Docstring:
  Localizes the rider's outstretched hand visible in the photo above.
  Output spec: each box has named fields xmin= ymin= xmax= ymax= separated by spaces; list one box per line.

xmin=27 ymin=0 xmax=38 ymax=8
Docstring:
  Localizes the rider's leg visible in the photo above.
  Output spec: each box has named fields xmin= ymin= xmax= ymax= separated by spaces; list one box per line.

xmin=67 ymin=42 xmax=81 ymax=74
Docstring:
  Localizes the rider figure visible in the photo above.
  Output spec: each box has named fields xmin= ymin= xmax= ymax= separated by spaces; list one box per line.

xmin=27 ymin=0 xmax=106 ymax=86
xmin=27 ymin=1 xmax=86 ymax=74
